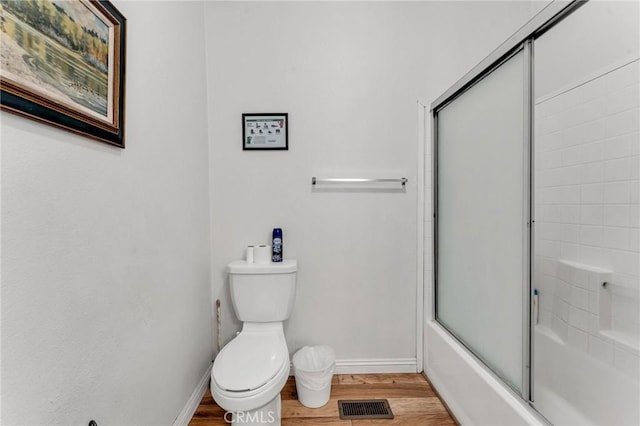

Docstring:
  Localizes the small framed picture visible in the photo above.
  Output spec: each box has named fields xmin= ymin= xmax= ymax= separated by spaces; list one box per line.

xmin=243 ymin=113 xmax=288 ymax=150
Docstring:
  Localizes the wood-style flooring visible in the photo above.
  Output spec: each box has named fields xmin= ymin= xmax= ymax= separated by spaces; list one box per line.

xmin=189 ymin=373 xmax=456 ymax=425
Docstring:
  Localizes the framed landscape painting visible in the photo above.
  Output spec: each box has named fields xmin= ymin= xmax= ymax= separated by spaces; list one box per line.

xmin=0 ymin=0 xmax=126 ymax=147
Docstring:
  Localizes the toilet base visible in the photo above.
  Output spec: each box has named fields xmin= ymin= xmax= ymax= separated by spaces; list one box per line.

xmin=231 ymin=394 xmax=282 ymax=426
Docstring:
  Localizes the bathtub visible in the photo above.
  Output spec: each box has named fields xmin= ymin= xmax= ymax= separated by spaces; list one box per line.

xmin=425 ymin=321 xmax=639 ymax=425
xmin=533 ymin=326 xmax=640 ymax=426
xmin=425 ymin=321 xmax=543 ymax=425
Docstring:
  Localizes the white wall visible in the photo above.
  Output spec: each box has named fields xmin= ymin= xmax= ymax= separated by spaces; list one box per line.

xmin=204 ymin=1 xmax=420 ymax=366
xmin=204 ymin=1 xmax=546 ymax=369
xmin=0 ymin=1 xmax=212 ymax=425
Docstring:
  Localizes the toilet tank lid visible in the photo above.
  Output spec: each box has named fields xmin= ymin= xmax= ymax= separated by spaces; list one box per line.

xmin=227 ymin=259 xmax=297 ymax=274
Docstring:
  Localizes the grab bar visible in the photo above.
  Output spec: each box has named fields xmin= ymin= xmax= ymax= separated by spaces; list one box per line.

xmin=311 ymin=177 xmax=408 ymax=186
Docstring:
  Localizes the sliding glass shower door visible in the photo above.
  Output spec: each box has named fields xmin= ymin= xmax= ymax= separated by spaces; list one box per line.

xmin=435 ymin=47 xmax=530 ymax=393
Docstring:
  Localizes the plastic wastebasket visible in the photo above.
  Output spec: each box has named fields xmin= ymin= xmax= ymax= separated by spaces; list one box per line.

xmin=292 ymin=345 xmax=336 ymax=408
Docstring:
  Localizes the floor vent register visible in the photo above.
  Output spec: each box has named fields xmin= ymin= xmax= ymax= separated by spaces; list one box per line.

xmin=338 ymin=399 xmax=394 ymax=420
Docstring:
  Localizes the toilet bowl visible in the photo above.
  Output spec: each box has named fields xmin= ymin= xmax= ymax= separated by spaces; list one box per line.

xmin=211 ymin=260 xmax=297 ymax=425
xmin=211 ymin=323 xmax=289 ymax=416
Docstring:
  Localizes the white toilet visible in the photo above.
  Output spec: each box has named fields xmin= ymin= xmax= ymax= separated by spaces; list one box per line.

xmin=211 ymin=259 xmax=297 ymax=425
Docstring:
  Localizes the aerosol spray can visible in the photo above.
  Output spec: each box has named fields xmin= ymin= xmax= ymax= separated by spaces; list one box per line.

xmin=272 ymin=228 xmax=283 ymax=262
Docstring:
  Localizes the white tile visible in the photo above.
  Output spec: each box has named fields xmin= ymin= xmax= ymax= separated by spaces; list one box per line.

xmin=564 ymin=88 xmax=582 ymax=109
xmin=540 ymin=309 xmax=552 ymax=328
xmin=561 ymin=224 xmax=579 ymax=243
xmin=604 ymin=158 xmax=631 ymax=182
xmin=589 ymin=313 xmax=600 ymax=334
xmin=569 ymin=119 xmax=606 ymax=145
xmin=630 ymin=107 xmax=638 ymax=133
xmin=605 ymin=110 xmax=636 ymax=138
xmin=612 ymin=299 xmax=640 ymax=341
xmin=571 ymin=286 xmax=589 ymax=310
xmin=560 ymin=105 xmax=589 ymax=128
xmin=580 ymin=245 xmax=604 ymax=267
xmin=537 ymin=97 xmax=563 ymax=118
xmin=568 ymin=325 xmax=588 ymax=350
xmin=558 ymin=261 xmax=572 ymax=282
xmin=602 ymin=227 xmax=630 ymax=250
xmin=582 ymin=77 xmax=607 ymax=103
xmin=547 ymin=132 xmax=564 ymax=151
xmin=562 ymin=187 xmax=581 ymax=204
xmin=602 ymin=133 xmax=633 ymax=160
xmin=614 ymin=344 xmax=640 ymax=381
xmin=581 ymin=162 xmax=604 ymax=184
xmin=569 ymin=306 xmax=589 ymax=331
xmin=580 ymin=225 xmax=603 ymax=246
xmin=552 ymin=315 xmax=568 ymax=342
xmin=562 ymin=146 xmax=582 ymax=166
xmin=536 ymin=169 xmax=552 ymax=187
xmin=589 ymin=291 xmax=599 ymax=314
xmin=580 ymin=225 xmax=602 ymax=246
xmin=631 ymin=156 xmax=640 ymax=180
xmin=630 ymin=180 xmax=640 ymax=204
xmin=588 ymin=335 xmax=614 ymax=365
xmin=632 ymin=134 xmax=640 ymax=156
xmin=630 ymin=229 xmax=639 ymax=252
xmin=629 ymin=205 xmax=639 ymax=228
xmin=582 ymin=98 xmax=608 ymax=123
xmin=581 ymin=183 xmax=603 ymax=204
xmin=538 ymin=222 xmax=562 ymax=241
xmin=536 ymin=205 xmax=554 ymax=223
xmin=606 ymin=62 xmax=640 ymax=92
xmin=606 ymin=83 xmax=640 ymax=115
xmin=548 ymin=169 xmax=564 ymax=187
xmin=541 ymin=116 xmax=562 ymax=136
xmin=561 ymin=243 xmax=579 ymax=261
xmin=603 ymin=182 xmax=630 ymax=204
xmin=582 ymin=141 xmax=605 ymax=164
xmin=581 ymin=205 xmax=603 ymax=225
xmin=604 ymin=205 xmax=629 ymax=227
xmin=609 ymin=250 xmax=640 ymax=277
xmin=561 ymin=205 xmax=580 ymax=224
xmin=540 ymin=240 xmax=561 ymax=258
xmin=558 ymin=280 xmax=571 ymax=303
xmin=560 ymin=166 xmax=582 ymax=186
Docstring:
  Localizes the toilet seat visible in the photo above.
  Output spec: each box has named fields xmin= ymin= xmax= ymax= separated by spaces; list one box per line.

xmin=213 ymin=330 xmax=288 ymax=392
xmin=211 ymin=325 xmax=290 ymax=414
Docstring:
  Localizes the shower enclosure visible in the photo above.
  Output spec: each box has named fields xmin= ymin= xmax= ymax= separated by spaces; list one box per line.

xmin=431 ymin=1 xmax=639 ymax=424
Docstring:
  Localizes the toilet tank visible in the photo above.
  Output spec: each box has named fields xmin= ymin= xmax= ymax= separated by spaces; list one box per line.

xmin=227 ymin=259 xmax=297 ymax=322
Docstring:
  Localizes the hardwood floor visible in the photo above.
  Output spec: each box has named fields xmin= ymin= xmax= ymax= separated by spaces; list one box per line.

xmin=189 ymin=373 xmax=456 ymax=425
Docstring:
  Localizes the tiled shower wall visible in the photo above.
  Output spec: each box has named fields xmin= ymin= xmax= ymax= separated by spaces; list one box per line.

xmin=534 ymin=59 xmax=640 ymax=379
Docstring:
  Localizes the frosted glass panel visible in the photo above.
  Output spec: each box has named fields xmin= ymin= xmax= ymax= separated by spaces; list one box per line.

xmin=436 ymin=50 xmax=525 ymax=392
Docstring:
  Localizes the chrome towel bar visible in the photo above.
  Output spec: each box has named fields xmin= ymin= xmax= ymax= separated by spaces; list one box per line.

xmin=311 ymin=177 xmax=408 ymax=186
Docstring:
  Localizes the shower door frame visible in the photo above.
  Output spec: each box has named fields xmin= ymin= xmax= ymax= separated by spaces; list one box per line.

xmin=430 ymin=0 xmax=588 ymax=404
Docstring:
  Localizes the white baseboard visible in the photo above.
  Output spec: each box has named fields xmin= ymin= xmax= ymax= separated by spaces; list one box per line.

xmin=173 ymin=362 xmax=213 ymax=426
xmin=288 ymin=357 xmax=417 ymax=375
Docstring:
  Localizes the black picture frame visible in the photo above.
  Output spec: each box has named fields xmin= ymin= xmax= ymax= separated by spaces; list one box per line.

xmin=0 ymin=0 xmax=127 ymax=148
xmin=242 ymin=113 xmax=288 ymax=151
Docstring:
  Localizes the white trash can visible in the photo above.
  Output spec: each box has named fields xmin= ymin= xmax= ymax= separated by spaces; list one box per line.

xmin=292 ymin=345 xmax=336 ymax=408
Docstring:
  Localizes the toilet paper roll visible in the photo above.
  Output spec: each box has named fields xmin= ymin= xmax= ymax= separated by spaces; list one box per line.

xmin=246 ymin=246 xmax=254 ymax=263
xmin=253 ymin=244 xmax=271 ymax=264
